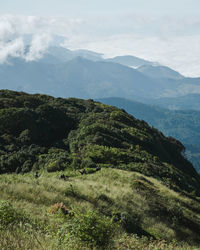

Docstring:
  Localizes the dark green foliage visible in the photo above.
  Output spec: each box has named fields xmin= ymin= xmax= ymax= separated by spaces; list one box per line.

xmin=97 ymin=97 xmax=200 ymax=173
xmin=0 ymin=90 xmax=200 ymax=196
xmin=0 ymin=200 xmax=28 ymax=227
xmin=120 ymin=211 xmax=143 ymax=235
xmin=0 ymin=145 xmax=45 ymax=174
xmin=65 ymin=210 xmax=115 ymax=248
xmin=38 ymin=148 xmax=71 ymax=172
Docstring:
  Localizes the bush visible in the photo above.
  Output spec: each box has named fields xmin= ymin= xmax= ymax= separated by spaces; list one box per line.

xmin=22 ymin=160 xmax=33 ymax=173
xmin=120 ymin=211 xmax=141 ymax=234
xmin=0 ymin=200 xmax=27 ymax=227
xmin=49 ymin=202 xmax=72 ymax=220
xmin=46 ymin=160 xmax=65 ymax=172
xmin=66 ymin=210 xmax=115 ymax=248
xmin=81 ymin=157 xmax=97 ymax=168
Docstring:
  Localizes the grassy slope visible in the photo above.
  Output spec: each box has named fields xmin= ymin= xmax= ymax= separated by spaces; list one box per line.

xmin=1 ymin=169 xmax=200 ymax=249
xmin=0 ymin=90 xmax=200 ymax=249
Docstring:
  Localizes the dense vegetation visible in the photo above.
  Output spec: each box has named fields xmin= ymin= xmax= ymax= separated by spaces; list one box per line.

xmin=1 ymin=90 xmax=200 ymax=249
xmin=98 ymin=97 xmax=200 ymax=173
xmin=0 ymin=90 xmax=199 ymax=193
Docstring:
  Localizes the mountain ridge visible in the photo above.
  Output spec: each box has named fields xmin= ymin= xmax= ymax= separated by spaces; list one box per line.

xmin=97 ymin=97 xmax=200 ymax=172
xmin=1 ymin=90 xmax=200 ymax=248
xmin=0 ymin=90 xmax=199 ymax=195
xmin=1 ymin=45 xmax=200 ymax=100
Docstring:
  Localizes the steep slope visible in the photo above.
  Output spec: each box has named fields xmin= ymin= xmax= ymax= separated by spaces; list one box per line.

xmin=97 ymin=97 xmax=200 ymax=172
xmin=1 ymin=168 xmax=200 ymax=248
xmin=1 ymin=90 xmax=200 ymax=248
xmin=0 ymin=90 xmax=200 ymax=196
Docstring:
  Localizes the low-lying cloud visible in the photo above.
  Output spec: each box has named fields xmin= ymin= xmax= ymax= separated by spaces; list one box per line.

xmin=0 ymin=38 xmax=24 ymax=63
xmin=0 ymin=14 xmax=200 ymax=77
xmin=25 ymin=33 xmax=52 ymax=61
xmin=0 ymin=15 xmax=80 ymax=63
xmin=64 ymin=15 xmax=200 ymax=77
xmin=72 ymin=34 xmax=200 ymax=77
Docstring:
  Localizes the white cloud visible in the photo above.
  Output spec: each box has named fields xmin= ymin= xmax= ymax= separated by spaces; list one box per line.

xmin=67 ymin=34 xmax=200 ymax=77
xmin=63 ymin=14 xmax=200 ymax=77
xmin=0 ymin=38 xmax=24 ymax=63
xmin=0 ymin=14 xmax=200 ymax=77
xmin=24 ymin=33 xmax=52 ymax=61
xmin=0 ymin=15 xmax=81 ymax=63
xmin=0 ymin=17 xmax=15 ymax=41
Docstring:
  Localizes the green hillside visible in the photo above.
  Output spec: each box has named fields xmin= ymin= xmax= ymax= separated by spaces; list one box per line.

xmin=1 ymin=90 xmax=200 ymax=249
xmin=97 ymin=97 xmax=200 ymax=173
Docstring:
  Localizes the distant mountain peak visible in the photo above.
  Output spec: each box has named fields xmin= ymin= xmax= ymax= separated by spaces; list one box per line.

xmin=137 ymin=64 xmax=184 ymax=80
xmin=105 ymin=55 xmax=155 ymax=67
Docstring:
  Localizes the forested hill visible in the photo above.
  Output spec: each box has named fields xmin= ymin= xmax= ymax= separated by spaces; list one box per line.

xmin=97 ymin=97 xmax=200 ymax=172
xmin=0 ymin=90 xmax=200 ymax=196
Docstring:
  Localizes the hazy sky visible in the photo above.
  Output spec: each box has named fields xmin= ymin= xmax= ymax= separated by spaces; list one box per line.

xmin=1 ymin=0 xmax=200 ymax=16
xmin=0 ymin=0 xmax=200 ymax=76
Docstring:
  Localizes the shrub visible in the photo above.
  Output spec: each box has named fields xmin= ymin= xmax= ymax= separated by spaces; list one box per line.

xmin=0 ymin=200 xmax=27 ymax=227
xmin=22 ymin=160 xmax=33 ymax=173
xmin=120 ymin=211 xmax=141 ymax=234
xmin=66 ymin=210 xmax=115 ymax=248
xmin=46 ymin=160 xmax=65 ymax=172
xmin=81 ymin=157 xmax=97 ymax=168
xmin=49 ymin=202 xmax=72 ymax=220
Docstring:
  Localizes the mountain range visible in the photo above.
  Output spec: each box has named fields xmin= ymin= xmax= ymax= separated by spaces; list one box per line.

xmin=1 ymin=45 xmax=200 ymax=100
xmin=1 ymin=45 xmax=200 ymax=173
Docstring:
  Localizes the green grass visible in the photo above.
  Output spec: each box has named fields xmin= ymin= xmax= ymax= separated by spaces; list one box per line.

xmin=0 ymin=168 xmax=200 ymax=249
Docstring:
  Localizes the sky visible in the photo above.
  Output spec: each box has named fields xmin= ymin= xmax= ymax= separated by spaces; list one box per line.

xmin=1 ymin=0 xmax=200 ymax=17
xmin=0 ymin=0 xmax=200 ymax=76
